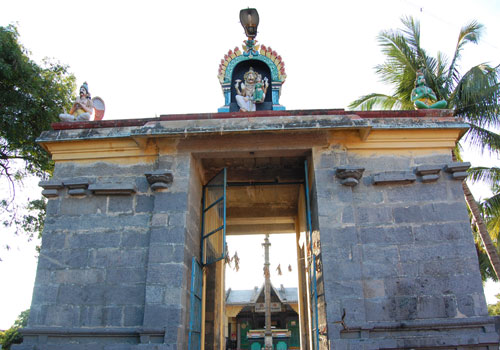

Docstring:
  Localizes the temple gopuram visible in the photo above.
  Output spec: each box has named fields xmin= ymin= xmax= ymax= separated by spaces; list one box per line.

xmin=15 ymin=8 xmax=499 ymax=350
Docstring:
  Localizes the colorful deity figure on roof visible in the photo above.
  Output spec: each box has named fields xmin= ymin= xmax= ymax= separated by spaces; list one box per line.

xmin=59 ymin=82 xmax=94 ymax=122
xmin=234 ymin=67 xmax=269 ymax=112
xmin=411 ymin=70 xmax=447 ymax=109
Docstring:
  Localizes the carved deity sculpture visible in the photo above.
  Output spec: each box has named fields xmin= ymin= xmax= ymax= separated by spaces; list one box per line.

xmin=59 ymin=82 xmax=94 ymax=122
xmin=411 ymin=70 xmax=447 ymax=109
xmin=235 ymin=67 xmax=269 ymax=112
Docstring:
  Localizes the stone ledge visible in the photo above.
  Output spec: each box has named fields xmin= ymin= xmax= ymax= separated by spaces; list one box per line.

xmin=20 ymin=326 xmax=165 ymax=337
xmin=415 ymin=164 xmax=442 ymax=183
xmin=89 ymin=183 xmax=136 ymax=195
xmin=373 ymin=172 xmax=416 ymax=185
xmin=63 ymin=179 xmax=89 ymax=189
xmin=38 ymin=180 xmax=64 ymax=189
xmin=445 ymin=162 xmax=471 ymax=180
xmin=39 ymin=181 xmax=64 ymax=198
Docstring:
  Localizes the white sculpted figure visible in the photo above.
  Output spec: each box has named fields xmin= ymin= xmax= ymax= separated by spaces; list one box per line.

xmin=59 ymin=82 xmax=94 ymax=122
xmin=234 ymin=67 xmax=269 ymax=112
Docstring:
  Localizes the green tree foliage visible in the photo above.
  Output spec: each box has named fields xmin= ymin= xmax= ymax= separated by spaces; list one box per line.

xmin=349 ymin=16 xmax=500 ymax=280
xmin=349 ymin=16 xmax=500 ymax=154
xmin=0 ymin=309 xmax=29 ymax=350
xmin=469 ymin=166 xmax=500 ymax=281
xmin=0 ymin=24 xmax=75 ymax=241
xmin=488 ymin=294 xmax=500 ymax=316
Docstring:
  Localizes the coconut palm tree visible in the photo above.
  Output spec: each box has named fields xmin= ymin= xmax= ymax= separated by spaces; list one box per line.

xmin=469 ymin=166 xmax=500 ymax=281
xmin=349 ymin=16 xmax=500 ymax=279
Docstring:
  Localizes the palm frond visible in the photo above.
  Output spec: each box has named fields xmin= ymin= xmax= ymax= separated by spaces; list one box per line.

xmin=468 ymin=166 xmax=500 ymax=186
xmin=482 ymin=193 xmax=500 ymax=225
xmin=453 ymin=64 xmax=500 ymax=129
xmin=462 ymin=124 xmax=500 ymax=154
xmin=445 ymin=21 xmax=484 ymax=92
xmin=348 ymin=93 xmax=402 ymax=111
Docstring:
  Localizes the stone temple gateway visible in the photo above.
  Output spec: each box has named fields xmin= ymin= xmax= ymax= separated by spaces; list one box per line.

xmin=15 ymin=109 xmax=499 ymax=350
xmin=15 ymin=9 xmax=499 ymax=350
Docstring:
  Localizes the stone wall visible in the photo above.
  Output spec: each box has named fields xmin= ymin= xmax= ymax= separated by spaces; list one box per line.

xmin=18 ymin=155 xmax=195 ymax=350
xmin=314 ymin=148 xmax=498 ymax=349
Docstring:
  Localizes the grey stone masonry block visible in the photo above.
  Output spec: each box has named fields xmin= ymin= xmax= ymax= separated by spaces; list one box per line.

xmin=393 ymin=205 xmax=423 ymax=223
xmin=90 ymin=248 xmax=147 ymax=268
xmin=40 ymin=231 xmax=66 ymax=250
xmin=417 ymin=296 xmax=447 ymax=319
xmin=362 ymin=261 xmax=399 ymax=278
xmin=385 ymin=182 xmax=448 ymax=203
xmin=106 ymin=267 xmax=146 ymax=284
xmin=154 ymin=192 xmax=188 ymax=213
xmin=422 ymin=174 xmax=440 ymax=182
xmin=54 ymin=162 xmax=155 ymax=178
xmin=105 ymin=285 xmax=145 ymax=305
xmin=89 ymin=183 xmax=136 ymax=195
xmin=452 ymin=171 xmax=468 ymax=180
xmin=373 ymin=171 xmax=416 ymax=185
xmin=103 ymin=306 xmax=123 ymax=326
xmin=359 ymin=226 xmax=413 ymax=244
xmin=68 ymin=188 xmax=87 ymax=196
xmin=150 ymin=226 xmax=185 ymax=245
xmin=342 ymin=206 xmax=355 ymax=224
xmin=363 ymin=279 xmax=386 ymax=299
xmin=357 ymin=206 xmax=393 ymax=225
xmin=347 ymin=155 xmax=411 ymax=172
xmin=352 ymin=188 xmax=384 ymax=204
xmin=32 ymin=285 xmax=58 ymax=304
xmin=39 ymin=180 xmax=64 ymax=189
xmin=168 ymin=212 xmax=186 ymax=227
xmin=79 ymin=305 xmax=104 ymax=326
xmin=362 ymin=245 xmax=399 ymax=264
xmin=135 ymin=176 xmax=150 ymax=193
xmin=44 ymin=304 xmax=80 ymax=327
xmin=445 ymin=161 xmax=471 ymax=173
xmin=45 ymin=199 xmax=60 ymax=215
xmin=143 ymin=305 xmax=181 ymax=327
xmin=326 ymin=260 xmax=362 ymax=281
xmin=326 ymin=280 xmax=364 ymax=299
xmin=145 ymin=285 xmax=165 ymax=304
xmin=108 ymin=196 xmax=134 ymax=213
xmin=413 ymin=222 xmax=468 ymax=242
xmin=123 ymin=306 xmax=144 ymax=326
xmin=136 ymin=195 xmax=154 ymax=213
xmin=340 ymin=298 xmax=366 ymax=323
xmin=146 ymin=263 xmax=184 ymax=286
xmin=41 ymin=189 xmax=59 ymax=198
xmin=322 ymin=226 xmax=358 ymax=245
xmin=68 ymin=232 xmax=122 ymax=249
xmin=121 ymin=231 xmax=149 ymax=248
xmin=59 ymin=196 xmax=107 ymax=216
xmin=421 ymin=202 xmax=469 ymax=222
xmin=148 ymin=244 xmax=184 ymax=264
xmin=63 ymin=179 xmax=90 ymax=189
xmin=53 ymin=269 xmax=105 ymax=285
xmin=415 ymin=164 xmax=442 ymax=176
xmin=44 ymin=213 xmax=151 ymax=231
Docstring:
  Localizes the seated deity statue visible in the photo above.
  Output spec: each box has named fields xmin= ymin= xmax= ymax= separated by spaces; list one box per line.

xmin=411 ymin=71 xmax=447 ymax=109
xmin=235 ymin=67 xmax=269 ymax=112
xmin=59 ymin=82 xmax=94 ymax=122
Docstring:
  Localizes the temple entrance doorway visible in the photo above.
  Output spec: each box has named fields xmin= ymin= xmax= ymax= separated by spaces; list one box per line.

xmin=191 ymin=151 xmax=320 ymax=350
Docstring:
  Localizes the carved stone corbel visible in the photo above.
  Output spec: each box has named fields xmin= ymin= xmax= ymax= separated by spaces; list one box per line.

xmin=444 ymin=162 xmax=471 ymax=180
xmin=335 ymin=166 xmax=365 ymax=187
xmin=145 ymin=170 xmax=174 ymax=191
